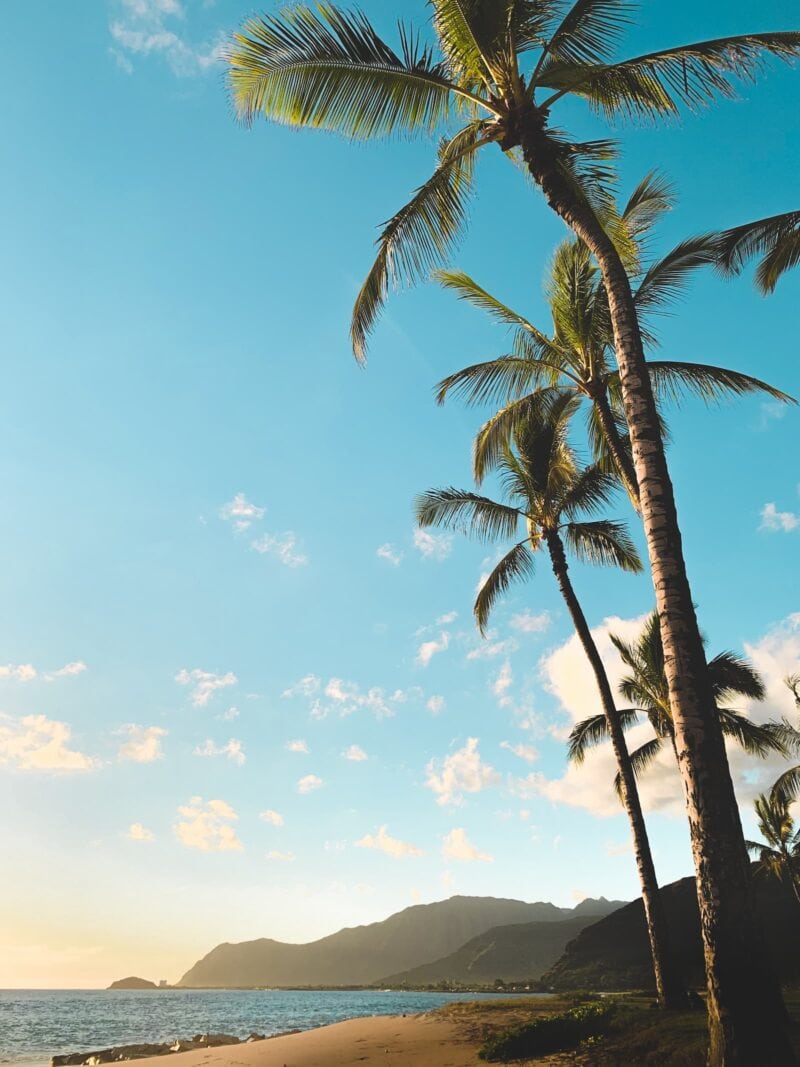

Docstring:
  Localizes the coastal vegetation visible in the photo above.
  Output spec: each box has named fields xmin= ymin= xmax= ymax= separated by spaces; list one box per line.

xmin=224 ymin=0 xmax=800 ymax=1061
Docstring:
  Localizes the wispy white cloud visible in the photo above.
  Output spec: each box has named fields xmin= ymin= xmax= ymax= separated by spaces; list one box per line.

xmin=510 ymin=610 xmax=551 ymax=634
xmin=442 ymin=827 xmax=493 ymax=863
xmin=251 ymin=531 xmax=308 ymax=567
xmin=109 ymin=0 xmax=225 ymax=77
xmin=259 ymin=809 xmax=284 ymax=827
xmin=0 ymin=714 xmax=97 ymax=773
xmin=0 ymin=664 xmax=37 ymax=682
xmin=492 ymin=661 xmax=514 ymax=707
xmin=425 ymin=738 xmax=500 ymax=807
xmin=760 ymin=502 xmax=799 ymax=533
xmin=175 ymin=667 xmax=237 ymax=707
xmin=175 ymin=796 xmax=242 ymax=852
xmin=427 ymin=695 xmax=446 ymax=715
xmin=297 ymin=774 xmax=323 ymax=794
xmin=356 ymin=825 xmax=423 ymax=858
xmin=118 ymin=724 xmax=167 ymax=763
xmin=286 ymin=738 xmax=309 ymax=754
xmin=376 ymin=543 xmax=403 ymax=566
xmin=219 ymin=492 xmax=265 ymax=532
xmin=343 ymin=744 xmax=368 ymax=761
xmin=413 ymin=529 xmax=453 ymax=561
xmin=193 ymin=737 xmax=245 ymax=766
xmin=282 ymin=674 xmax=320 ymax=698
xmin=266 ymin=850 xmax=295 ymax=862
xmin=127 ymin=822 xmax=155 ymax=842
xmin=436 ymin=611 xmax=458 ymax=625
xmin=466 ymin=636 xmax=518 ymax=661
xmin=284 ymin=674 xmax=418 ymax=720
xmin=500 ymin=740 xmax=539 ymax=764
xmin=416 ymin=631 xmax=450 ymax=667
xmin=218 ymin=706 xmax=239 ymax=722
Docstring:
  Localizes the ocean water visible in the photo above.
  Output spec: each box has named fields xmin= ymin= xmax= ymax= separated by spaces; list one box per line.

xmin=0 ymin=988 xmax=528 ymax=1067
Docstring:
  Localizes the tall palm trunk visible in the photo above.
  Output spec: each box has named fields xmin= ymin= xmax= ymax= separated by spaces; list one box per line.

xmin=544 ymin=530 xmax=687 ymax=1009
xmin=517 ymin=112 xmax=793 ymax=1064
xmin=591 ymin=388 xmax=640 ymax=509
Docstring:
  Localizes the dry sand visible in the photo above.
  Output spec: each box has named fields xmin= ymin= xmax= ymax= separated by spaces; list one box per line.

xmin=127 ymin=1007 xmax=575 ymax=1067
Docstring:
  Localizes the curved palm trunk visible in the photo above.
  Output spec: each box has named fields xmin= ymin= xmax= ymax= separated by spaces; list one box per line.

xmin=592 ymin=390 xmax=640 ymax=510
xmin=545 ymin=530 xmax=687 ymax=1009
xmin=517 ymin=114 xmax=793 ymax=1065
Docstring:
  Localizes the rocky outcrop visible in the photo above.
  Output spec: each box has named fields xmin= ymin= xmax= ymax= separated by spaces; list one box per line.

xmin=107 ymin=978 xmax=157 ymax=990
xmin=51 ymin=1033 xmax=266 ymax=1066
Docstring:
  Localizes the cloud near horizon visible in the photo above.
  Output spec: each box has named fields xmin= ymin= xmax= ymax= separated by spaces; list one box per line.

xmin=442 ymin=827 xmax=493 ymax=863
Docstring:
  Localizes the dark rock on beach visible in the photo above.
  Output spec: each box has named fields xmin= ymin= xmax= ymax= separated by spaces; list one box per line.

xmin=51 ymin=1033 xmax=262 ymax=1066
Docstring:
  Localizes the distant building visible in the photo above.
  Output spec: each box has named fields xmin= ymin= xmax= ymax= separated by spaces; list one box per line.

xmin=158 ymin=980 xmax=168 ymax=988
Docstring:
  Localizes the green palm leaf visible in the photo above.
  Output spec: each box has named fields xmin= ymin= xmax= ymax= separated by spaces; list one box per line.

xmin=538 ymin=0 xmax=634 ymax=69
xmin=714 ymin=210 xmax=800 ymax=293
xmin=564 ymin=519 xmax=643 ymax=572
xmin=415 ymin=488 xmax=522 ymax=540
xmin=568 ymin=707 xmax=639 ymax=763
xmin=633 ymin=235 xmax=719 ymax=313
xmin=771 ymin=765 xmax=800 ymax=807
xmin=351 ymin=124 xmax=486 ymax=361
xmin=558 ymin=464 xmax=618 ymax=519
xmin=228 ymin=5 xmax=470 ymax=132
xmin=435 ymin=355 xmax=560 ymax=408
xmin=539 ymin=33 xmax=800 ymax=119
xmin=431 ymin=0 xmax=509 ymax=86
xmin=716 ymin=708 xmax=788 ymax=759
xmin=474 ymin=541 xmax=536 ymax=635
xmin=473 ymin=387 xmax=567 ymax=483
xmin=708 ymin=651 xmax=768 ymax=703
xmin=643 ymin=361 xmax=795 ymax=407
xmin=614 ymin=735 xmax=663 ymax=794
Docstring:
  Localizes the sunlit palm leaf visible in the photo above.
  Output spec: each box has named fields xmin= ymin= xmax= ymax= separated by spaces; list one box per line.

xmin=771 ymin=765 xmax=800 ymax=807
xmin=634 ymin=235 xmax=719 ymax=312
xmin=714 ymin=210 xmax=800 ymax=293
xmin=558 ymin=464 xmax=618 ymax=519
xmin=351 ymin=124 xmax=486 ymax=361
xmin=473 ymin=387 xmax=567 ymax=483
xmin=717 ymin=708 xmax=788 ymax=758
xmin=415 ymin=488 xmax=522 ymax=540
xmin=568 ymin=707 xmax=639 ymax=763
xmin=228 ymin=5 xmax=465 ymax=131
xmin=564 ymin=519 xmax=642 ymax=572
xmin=435 ymin=355 xmax=559 ymax=408
xmin=431 ymin=0 xmax=509 ymax=86
xmin=540 ymin=33 xmax=800 ymax=119
xmin=539 ymin=0 xmax=634 ymax=68
xmin=637 ymin=362 xmax=795 ymax=407
xmin=474 ymin=541 xmax=536 ymax=634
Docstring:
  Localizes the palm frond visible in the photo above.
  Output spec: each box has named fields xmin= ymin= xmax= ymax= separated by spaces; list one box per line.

xmin=474 ymin=541 xmax=536 ymax=635
xmin=539 ymin=33 xmax=800 ymax=120
xmin=620 ymin=171 xmax=675 ymax=244
xmin=435 ymin=355 xmax=559 ymax=408
xmin=614 ymin=735 xmax=663 ymax=795
xmin=539 ymin=0 xmax=634 ymax=69
xmin=568 ymin=707 xmax=638 ymax=763
xmin=708 ymin=650 xmax=767 ymax=703
xmin=713 ymin=210 xmax=800 ymax=293
xmin=228 ymin=5 xmax=466 ymax=131
xmin=717 ymin=709 xmax=788 ymax=758
xmin=564 ymin=519 xmax=643 ymax=572
xmin=415 ymin=488 xmax=522 ymax=541
xmin=473 ymin=387 xmax=568 ymax=484
xmin=558 ymin=464 xmax=619 ymax=519
xmin=351 ymin=123 xmax=486 ymax=361
xmin=645 ymin=361 xmax=795 ymax=407
xmin=634 ymin=235 xmax=719 ymax=312
xmin=431 ymin=0 xmax=510 ymax=86
xmin=771 ymin=764 xmax=800 ymax=807
xmin=434 ymin=269 xmax=552 ymax=342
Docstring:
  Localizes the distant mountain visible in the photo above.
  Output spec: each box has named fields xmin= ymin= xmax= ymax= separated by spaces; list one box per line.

xmin=178 ymin=895 xmax=615 ymax=988
xmin=108 ymin=977 xmax=157 ymax=990
xmin=381 ymin=899 xmax=625 ymax=986
xmin=543 ymin=869 xmax=800 ymax=991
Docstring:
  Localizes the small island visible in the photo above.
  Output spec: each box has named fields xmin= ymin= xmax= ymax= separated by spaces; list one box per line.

xmin=107 ymin=977 xmax=158 ymax=991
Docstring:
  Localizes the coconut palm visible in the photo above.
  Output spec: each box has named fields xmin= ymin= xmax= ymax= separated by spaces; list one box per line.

xmin=416 ymin=396 xmax=687 ymax=1008
xmin=568 ymin=611 xmax=790 ymax=791
xmin=226 ymin=10 xmax=800 ymax=1055
xmin=434 ymin=176 xmax=793 ymax=504
xmin=765 ymin=674 xmax=800 ymax=807
xmin=746 ymin=792 xmax=800 ymax=906
xmin=714 ymin=210 xmax=800 ymax=293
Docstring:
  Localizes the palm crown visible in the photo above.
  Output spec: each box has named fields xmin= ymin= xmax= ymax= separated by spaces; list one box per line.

xmin=415 ymin=394 xmax=641 ymax=633
xmin=432 ymin=174 xmax=793 ymax=497
xmin=227 ymin=1 xmax=800 ymax=360
xmin=568 ymin=611 xmax=789 ymax=783
xmin=745 ymin=792 xmax=800 ymax=901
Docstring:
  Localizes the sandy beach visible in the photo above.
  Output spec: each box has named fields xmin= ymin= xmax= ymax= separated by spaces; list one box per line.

xmin=126 ymin=1008 xmax=573 ymax=1067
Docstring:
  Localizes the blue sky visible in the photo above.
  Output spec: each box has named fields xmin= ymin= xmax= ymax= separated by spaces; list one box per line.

xmin=0 ymin=0 xmax=798 ymax=987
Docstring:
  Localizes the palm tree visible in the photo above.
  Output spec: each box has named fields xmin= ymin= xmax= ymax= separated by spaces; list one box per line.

xmin=746 ymin=792 xmax=800 ymax=907
xmin=416 ymin=396 xmax=687 ymax=1008
xmin=434 ymin=176 xmax=793 ymax=505
xmin=714 ymin=210 xmax=800 ymax=293
xmin=765 ymin=674 xmax=800 ymax=807
xmin=568 ymin=611 xmax=790 ymax=791
xmin=226 ymin=5 xmax=800 ymax=1056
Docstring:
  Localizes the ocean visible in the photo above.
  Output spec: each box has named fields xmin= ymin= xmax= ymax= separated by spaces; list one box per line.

xmin=0 ymin=988 xmax=527 ymax=1067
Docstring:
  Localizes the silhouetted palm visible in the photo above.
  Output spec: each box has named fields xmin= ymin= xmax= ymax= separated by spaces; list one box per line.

xmin=715 ymin=210 xmax=800 ymax=293
xmin=746 ymin=792 xmax=800 ymax=906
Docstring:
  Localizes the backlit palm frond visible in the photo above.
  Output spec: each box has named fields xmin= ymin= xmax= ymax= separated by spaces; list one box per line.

xmin=634 ymin=235 xmax=719 ymax=313
xmin=564 ymin=519 xmax=643 ymax=572
xmin=558 ymin=464 xmax=619 ymax=520
xmin=620 ymin=171 xmax=675 ymax=250
xmin=708 ymin=650 xmax=767 ymax=704
xmin=547 ymin=239 xmax=599 ymax=353
xmin=568 ymin=707 xmax=639 ymax=764
xmin=351 ymin=123 xmax=486 ymax=361
xmin=645 ymin=361 xmax=795 ymax=407
xmin=475 ymin=541 xmax=536 ymax=635
xmin=771 ymin=765 xmax=800 ymax=808
xmin=537 ymin=0 xmax=634 ymax=70
xmin=228 ymin=5 xmax=462 ymax=132
xmin=435 ymin=356 xmax=559 ymax=408
xmin=714 ymin=210 xmax=800 ymax=293
xmin=539 ymin=33 xmax=800 ymax=120
xmin=473 ymin=387 xmax=568 ymax=484
xmin=614 ymin=735 xmax=663 ymax=795
xmin=717 ymin=709 xmax=788 ymax=759
xmin=431 ymin=0 xmax=512 ymax=87
xmin=415 ymin=487 xmax=522 ymax=541
xmin=433 ymin=269 xmax=554 ymax=344
xmin=584 ymin=398 xmax=632 ymax=478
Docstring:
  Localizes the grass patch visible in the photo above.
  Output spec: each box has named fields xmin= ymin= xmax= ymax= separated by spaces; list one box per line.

xmin=479 ymin=1001 xmax=614 ymax=1061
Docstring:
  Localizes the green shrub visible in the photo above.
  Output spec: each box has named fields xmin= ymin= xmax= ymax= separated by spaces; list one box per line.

xmin=479 ymin=1001 xmax=614 ymax=1061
